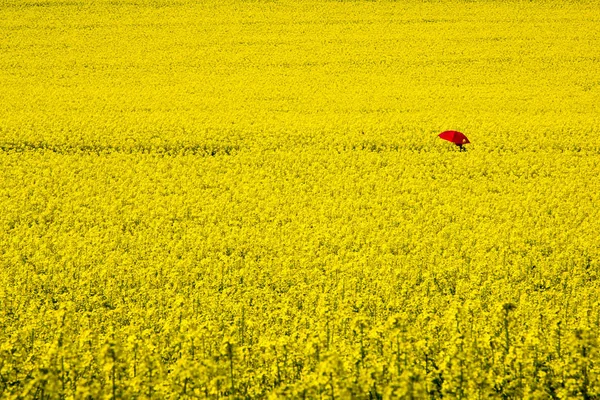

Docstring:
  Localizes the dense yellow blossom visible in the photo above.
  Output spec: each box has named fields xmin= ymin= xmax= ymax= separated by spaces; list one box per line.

xmin=1 ymin=0 xmax=599 ymax=398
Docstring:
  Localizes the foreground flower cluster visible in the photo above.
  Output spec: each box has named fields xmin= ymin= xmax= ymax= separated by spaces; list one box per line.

xmin=1 ymin=0 xmax=599 ymax=398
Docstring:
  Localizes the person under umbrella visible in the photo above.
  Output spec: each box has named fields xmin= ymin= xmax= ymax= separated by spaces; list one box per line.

xmin=438 ymin=130 xmax=470 ymax=151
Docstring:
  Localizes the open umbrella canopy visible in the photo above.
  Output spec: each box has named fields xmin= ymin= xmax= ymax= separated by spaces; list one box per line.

xmin=438 ymin=130 xmax=470 ymax=145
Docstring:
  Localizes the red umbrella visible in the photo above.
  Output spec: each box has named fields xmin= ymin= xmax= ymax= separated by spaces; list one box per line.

xmin=438 ymin=130 xmax=470 ymax=148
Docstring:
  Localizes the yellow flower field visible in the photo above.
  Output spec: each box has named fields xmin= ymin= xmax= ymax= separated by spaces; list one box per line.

xmin=1 ymin=0 xmax=599 ymax=398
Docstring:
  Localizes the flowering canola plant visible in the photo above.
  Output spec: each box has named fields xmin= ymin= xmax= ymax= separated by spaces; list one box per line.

xmin=1 ymin=0 xmax=600 ymax=398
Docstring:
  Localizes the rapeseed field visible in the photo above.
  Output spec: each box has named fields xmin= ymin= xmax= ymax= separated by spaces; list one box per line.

xmin=1 ymin=0 xmax=600 ymax=398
